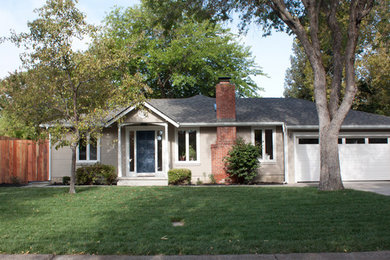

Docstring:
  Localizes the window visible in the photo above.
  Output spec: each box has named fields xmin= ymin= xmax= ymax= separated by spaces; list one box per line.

xmin=298 ymin=138 xmax=343 ymax=144
xmin=299 ymin=138 xmax=319 ymax=144
xmin=369 ymin=138 xmax=388 ymax=144
xmin=346 ymin=138 xmax=365 ymax=144
xmin=254 ymin=128 xmax=274 ymax=161
xmin=77 ymin=135 xmax=99 ymax=162
xmin=177 ymin=129 xmax=199 ymax=162
xmin=157 ymin=130 xmax=163 ymax=171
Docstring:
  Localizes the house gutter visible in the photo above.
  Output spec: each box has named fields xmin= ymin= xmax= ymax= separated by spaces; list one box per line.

xmin=179 ymin=122 xmax=285 ymax=127
xmin=287 ymin=125 xmax=390 ymax=130
xmin=282 ymin=123 xmax=288 ymax=184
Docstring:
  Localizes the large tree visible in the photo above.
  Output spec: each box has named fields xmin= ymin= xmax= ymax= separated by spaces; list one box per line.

xmin=100 ymin=3 xmax=263 ymax=98
xmin=0 ymin=0 xmax=148 ymax=193
xmin=145 ymin=0 xmax=375 ymax=190
xmin=284 ymin=1 xmax=390 ymax=116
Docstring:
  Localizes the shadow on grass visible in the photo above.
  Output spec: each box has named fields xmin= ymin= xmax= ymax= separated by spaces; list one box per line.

xmin=0 ymin=186 xmax=99 ymax=222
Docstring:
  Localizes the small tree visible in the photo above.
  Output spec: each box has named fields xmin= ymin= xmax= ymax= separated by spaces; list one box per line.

xmin=224 ymin=138 xmax=260 ymax=184
xmin=0 ymin=0 xmax=148 ymax=193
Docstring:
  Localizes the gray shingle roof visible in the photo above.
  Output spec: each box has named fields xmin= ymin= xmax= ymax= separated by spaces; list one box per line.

xmin=147 ymin=95 xmax=390 ymax=126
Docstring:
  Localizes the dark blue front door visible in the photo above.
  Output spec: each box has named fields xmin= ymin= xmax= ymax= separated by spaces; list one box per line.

xmin=136 ymin=131 xmax=155 ymax=173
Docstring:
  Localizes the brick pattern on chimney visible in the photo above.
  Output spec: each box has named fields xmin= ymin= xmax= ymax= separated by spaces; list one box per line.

xmin=216 ymin=82 xmax=236 ymax=121
xmin=211 ymin=127 xmax=236 ymax=183
xmin=211 ymin=78 xmax=237 ymax=184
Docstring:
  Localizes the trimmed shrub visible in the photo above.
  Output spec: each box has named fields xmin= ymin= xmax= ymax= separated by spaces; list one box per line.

xmin=62 ymin=176 xmax=70 ymax=185
xmin=224 ymin=138 xmax=260 ymax=184
xmin=168 ymin=168 xmax=191 ymax=185
xmin=76 ymin=164 xmax=117 ymax=185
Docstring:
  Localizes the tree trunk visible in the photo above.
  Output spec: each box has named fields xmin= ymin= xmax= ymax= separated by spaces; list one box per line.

xmin=69 ymin=145 xmax=77 ymax=194
xmin=318 ymin=125 xmax=344 ymax=190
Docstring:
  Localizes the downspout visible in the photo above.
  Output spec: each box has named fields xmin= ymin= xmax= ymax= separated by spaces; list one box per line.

xmin=282 ymin=123 xmax=288 ymax=184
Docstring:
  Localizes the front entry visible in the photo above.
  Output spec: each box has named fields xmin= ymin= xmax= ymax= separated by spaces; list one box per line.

xmin=136 ymin=131 xmax=155 ymax=173
xmin=125 ymin=126 xmax=165 ymax=177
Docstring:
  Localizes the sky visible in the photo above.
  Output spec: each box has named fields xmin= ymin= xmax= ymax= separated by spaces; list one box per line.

xmin=0 ymin=0 xmax=294 ymax=97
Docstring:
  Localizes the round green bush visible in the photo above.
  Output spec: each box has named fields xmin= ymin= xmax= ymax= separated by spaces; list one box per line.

xmin=224 ymin=138 xmax=260 ymax=184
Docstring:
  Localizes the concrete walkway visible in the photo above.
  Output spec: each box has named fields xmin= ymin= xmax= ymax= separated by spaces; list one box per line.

xmin=344 ymin=182 xmax=390 ymax=196
xmin=1 ymin=251 xmax=390 ymax=260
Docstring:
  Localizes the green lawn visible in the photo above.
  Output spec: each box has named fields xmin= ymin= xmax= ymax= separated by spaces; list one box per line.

xmin=0 ymin=186 xmax=389 ymax=255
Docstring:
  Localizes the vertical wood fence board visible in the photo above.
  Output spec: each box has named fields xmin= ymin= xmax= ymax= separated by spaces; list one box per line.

xmin=27 ymin=142 xmax=33 ymax=181
xmin=0 ymin=137 xmax=49 ymax=184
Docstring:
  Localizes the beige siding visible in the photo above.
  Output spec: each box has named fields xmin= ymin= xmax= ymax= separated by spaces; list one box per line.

xmin=170 ymin=126 xmax=217 ymax=183
xmin=100 ymin=126 xmax=118 ymax=169
xmin=51 ymin=145 xmax=72 ymax=181
xmin=237 ymin=126 xmax=285 ymax=183
xmin=123 ymin=110 xmax=165 ymax=123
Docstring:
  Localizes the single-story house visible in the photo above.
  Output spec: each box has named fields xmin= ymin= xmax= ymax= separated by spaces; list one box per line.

xmin=49 ymin=77 xmax=390 ymax=185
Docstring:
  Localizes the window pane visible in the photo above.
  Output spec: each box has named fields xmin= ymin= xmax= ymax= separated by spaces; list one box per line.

xmin=188 ymin=130 xmax=197 ymax=161
xmin=129 ymin=131 xmax=135 ymax=172
xmin=299 ymin=138 xmax=319 ymax=144
xmin=265 ymin=129 xmax=273 ymax=160
xmin=369 ymin=138 xmax=388 ymax=144
xmin=89 ymin=137 xmax=97 ymax=161
xmin=346 ymin=138 xmax=365 ymax=144
xmin=78 ymin=139 xmax=86 ymax=160
xmin=178 ymin=130 xmax=186 ymax=161
xmin=254 ymin=130 xmax=262 ymax=158
xmin=157 ymin=130 xmax=163 ymax=171
xmin=338 ymin=138 xmax=343 ymax=144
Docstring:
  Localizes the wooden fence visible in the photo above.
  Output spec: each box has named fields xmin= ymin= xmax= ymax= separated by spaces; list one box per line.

xmin=0 ymin=136 xmax=49 ymax=184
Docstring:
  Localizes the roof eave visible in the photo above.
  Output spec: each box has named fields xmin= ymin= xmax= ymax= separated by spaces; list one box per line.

xmin=105 ymin=102 xmax=180 ymax=128
xmin=287 ymin=125 xmax=390 ymax=130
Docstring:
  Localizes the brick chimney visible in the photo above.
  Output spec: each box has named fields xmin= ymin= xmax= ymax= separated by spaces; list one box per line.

xmin=211 ymin=77 xmax=237 ymax=183
xmin=216 ymin=77 xmax=236 ymax=121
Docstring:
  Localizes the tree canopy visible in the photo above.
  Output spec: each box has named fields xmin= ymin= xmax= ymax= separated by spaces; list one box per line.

xmin=284 ymin=1 xmax=390 ymax=115
xmin=99 ymin=3 xmax=263 ymax=98
xmin=0 ymin=0 xmax=148 ymax=193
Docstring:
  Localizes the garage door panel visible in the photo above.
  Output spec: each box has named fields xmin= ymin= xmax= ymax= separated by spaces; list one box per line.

xmin=296 ymin=138 xmax=390 ymax=182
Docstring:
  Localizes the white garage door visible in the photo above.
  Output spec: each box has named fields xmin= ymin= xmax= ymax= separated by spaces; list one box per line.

xmin=295 ymin=136 xmax=390 ymax=182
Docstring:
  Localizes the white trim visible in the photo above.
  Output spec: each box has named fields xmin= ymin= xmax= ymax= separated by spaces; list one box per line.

xmin=48 ymin=132 xmax=52 ymax=181
xmin=251 ymin=126 xmax=276 ymax=163
xmin=76 ymin=136 xmax=100 ymax=164
xmin=105 ymin=102 xmax=180 ymax=128
xmin=282 ymin=123 xmax=288 ymax=183
xmin=180 ymin=122 xmax=285 ymax=127
xmin=287 ymin=125 xmax=390 ymax=130
xmin=118 ymin=126 xmax=122 ymax=177
xmin=125 ymin=126 xmax=166 ymax=177
xmin=174 ymin=127 xmax=200 ymax=164
xmin=164 ymin=123 xmax=169 ymax=177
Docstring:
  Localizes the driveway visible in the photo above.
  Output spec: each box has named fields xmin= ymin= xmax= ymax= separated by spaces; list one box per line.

xmin=344 ymin=182 xmax=390 ymax=196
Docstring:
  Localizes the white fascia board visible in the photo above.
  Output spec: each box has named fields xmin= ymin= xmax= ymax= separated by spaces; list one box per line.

xmin=287 ymin=125 xmax=390 ymax=130
xmin=179 ymin=122 xmax=285 ymax=127
xmin=105 ymin=106 xmax=135 ymax=127
xmin=105 ymin=102 xmax=180 ymax=128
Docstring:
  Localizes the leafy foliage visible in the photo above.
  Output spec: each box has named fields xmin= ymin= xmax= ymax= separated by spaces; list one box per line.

xmin=101 ymin=4 xmax=263 ymax=98
xmin=0 ymin=0 xmax=149 ymax=193
xmin=76 ymin=164 xmax=117 ymax=185
xmin=224 ymin=138 xmax=260 ymax=184
xmin=284 ymin=1 xmax=390 ymax=116
xmin=168 ymin=168 xmax=192 ymax=185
